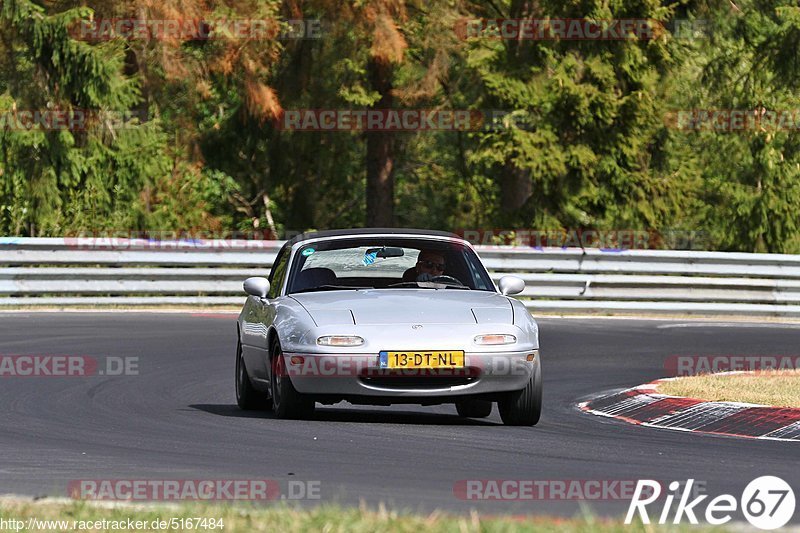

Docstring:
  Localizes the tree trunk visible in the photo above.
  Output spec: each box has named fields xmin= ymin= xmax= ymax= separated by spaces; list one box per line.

xmin=498 ymin=0 xmax=535 ymax=222
xmin=500 ymin=161 xmax=532 ymax=216
xmin=366 ymin=57 xmax=395 ymax=227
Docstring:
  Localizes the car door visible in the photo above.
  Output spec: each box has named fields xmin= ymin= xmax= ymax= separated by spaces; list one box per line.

xmin=240 ymin=246 xmax=289 ymax=386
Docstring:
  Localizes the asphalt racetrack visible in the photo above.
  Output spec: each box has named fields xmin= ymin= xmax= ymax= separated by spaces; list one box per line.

xmin=1 ymin=313 xmax=798 ymax=519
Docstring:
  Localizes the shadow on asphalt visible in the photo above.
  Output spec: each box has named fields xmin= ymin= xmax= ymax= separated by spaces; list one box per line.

xmin=189 ymin=404 xmax=500 ymax=426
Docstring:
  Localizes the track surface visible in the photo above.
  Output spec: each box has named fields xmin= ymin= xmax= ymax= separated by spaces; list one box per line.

xmin=0 ymin=313 xmax=798 ymax=518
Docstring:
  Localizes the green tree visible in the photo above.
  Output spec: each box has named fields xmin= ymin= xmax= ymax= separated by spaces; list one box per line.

xmin=460 ymin=0 xmax=691 ymax=236
xmin=687 ymin=2 xmax=800 ymax=252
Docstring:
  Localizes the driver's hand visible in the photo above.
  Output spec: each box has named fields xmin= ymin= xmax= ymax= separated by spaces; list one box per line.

xmin=416 ymin=272 xmax=435 ymax=282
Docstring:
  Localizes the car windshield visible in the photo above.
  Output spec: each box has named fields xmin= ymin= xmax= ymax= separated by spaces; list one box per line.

xmin=285 ymin=237 xmax=495 ymax=294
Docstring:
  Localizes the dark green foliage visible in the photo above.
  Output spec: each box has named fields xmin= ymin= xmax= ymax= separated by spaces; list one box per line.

xmin=1 ymin=0 xmax=799 ymax=252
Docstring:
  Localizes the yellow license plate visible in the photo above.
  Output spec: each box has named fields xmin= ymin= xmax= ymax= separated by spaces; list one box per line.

xmin=380 ymin=351 xmax=465 ymax=369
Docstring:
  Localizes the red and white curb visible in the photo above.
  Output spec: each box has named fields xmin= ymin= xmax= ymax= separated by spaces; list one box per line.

xmin=579 ymin=378 xmax=800 ymax=441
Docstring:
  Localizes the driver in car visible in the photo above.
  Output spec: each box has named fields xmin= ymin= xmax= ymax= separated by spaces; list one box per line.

xmin=414 ymin=250 xmax=447 ymax=282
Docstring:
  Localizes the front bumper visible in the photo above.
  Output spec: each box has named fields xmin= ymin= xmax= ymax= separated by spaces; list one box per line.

xmin=281 ymin=350 xmax=537 ymax=397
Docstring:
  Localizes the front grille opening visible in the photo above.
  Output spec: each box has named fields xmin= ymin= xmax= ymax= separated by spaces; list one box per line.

xmin=358 ymin=367 xmax=480 ymax=389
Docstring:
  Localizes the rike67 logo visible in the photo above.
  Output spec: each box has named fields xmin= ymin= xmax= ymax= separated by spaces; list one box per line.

xmin=626 ymin=476 xmax=795 ymax=530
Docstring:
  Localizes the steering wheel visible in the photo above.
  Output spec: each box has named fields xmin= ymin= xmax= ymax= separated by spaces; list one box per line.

xmin=429 ymin=275 xmax=464 ymax=286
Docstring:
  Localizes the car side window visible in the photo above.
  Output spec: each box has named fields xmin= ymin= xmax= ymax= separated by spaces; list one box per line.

xmin=465 ymin=251 xmax=493 ymax=291
xmin=267 ymin=248 xmax=290 ymax=298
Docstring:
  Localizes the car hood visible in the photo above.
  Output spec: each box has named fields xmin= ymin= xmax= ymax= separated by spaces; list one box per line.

xmin=289 ymin=289 xmax=513 ymax=326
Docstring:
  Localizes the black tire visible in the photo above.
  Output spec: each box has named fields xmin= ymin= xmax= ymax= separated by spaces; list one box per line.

xmin=236 ymin=340 xmax=272 ymax=410
xmin=455 ymin=399 xmax=493 ymax=418
xmin=270 ymin=341 xmax=315 ymax=419
xmin=498 ymin=357 xmax=542 ymax=426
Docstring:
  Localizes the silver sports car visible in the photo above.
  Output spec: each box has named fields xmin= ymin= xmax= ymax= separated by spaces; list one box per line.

xmin=235 ymin=229 xmax=541 ymax=425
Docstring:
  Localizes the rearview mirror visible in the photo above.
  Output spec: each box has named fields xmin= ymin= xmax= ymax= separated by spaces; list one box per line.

xmin=366 ymin=246 xmax=405 ymax=259
xmin=498 ymin=275 xmax=525 ymax=296
xmin=243 ymin=277 xmax=270 ymax=298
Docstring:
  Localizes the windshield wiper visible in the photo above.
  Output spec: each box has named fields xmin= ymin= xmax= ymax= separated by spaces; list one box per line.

xmin=386 ymin=281 xmax=470 ymax=289
xmin=291 ymin=285 xmax=373 ymax=294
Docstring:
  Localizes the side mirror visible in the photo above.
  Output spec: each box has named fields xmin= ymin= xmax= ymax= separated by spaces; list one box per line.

xmin=243 ymin=277 xmax=270 ymax=298
xmin=498 ymin=275 xmax=525 ymax=296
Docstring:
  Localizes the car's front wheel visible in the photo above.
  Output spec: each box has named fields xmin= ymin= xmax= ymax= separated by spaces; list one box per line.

xmin=270 ymin=341 xmax=315 ymax=419
xmin=455 ymin=399 xmax=493 ymax=418
xmin=498 ymin=357 xmax=542 ymax=426
xmin=235 ymin=340 xmax=272 ymax=411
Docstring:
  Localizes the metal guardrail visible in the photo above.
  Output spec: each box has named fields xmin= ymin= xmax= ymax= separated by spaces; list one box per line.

xmin=3 ymin=237 xmax=800 ymax=316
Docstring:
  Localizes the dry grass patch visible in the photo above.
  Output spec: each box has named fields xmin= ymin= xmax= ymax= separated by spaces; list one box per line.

xmin=0 ymin=498 xmax=723 ymax=533
xmin=657 ymin=369 xmax=800 ymax=407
